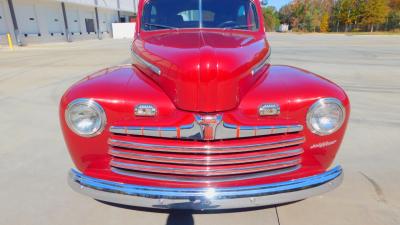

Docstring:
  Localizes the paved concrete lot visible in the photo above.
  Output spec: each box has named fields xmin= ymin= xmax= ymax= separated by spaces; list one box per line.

xmin=0 ymin=33 xmax=399 ymax=225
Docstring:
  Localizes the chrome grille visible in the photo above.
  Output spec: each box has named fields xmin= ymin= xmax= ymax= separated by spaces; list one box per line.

xmin=109 ymin=147 xmax=303 ymax=166
xmin=110 ymin=157 xmax=301 ymax=176
xmin=108 ymin=137 xmax=304 ymax=154
xmin=108 ymin=123 xmax=305 ymax=183
xmin=110 ymin=165 xmax=302 ymax=183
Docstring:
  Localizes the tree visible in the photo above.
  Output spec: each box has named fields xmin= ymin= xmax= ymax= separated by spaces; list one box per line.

xmin=333 ymin=0 xmax=363 ymax=32
xmin=278 ymin=0 xmax=334 ymax=32
xmin=311 ymin=2 xmax=323 ymax=32
xmin=320 ymin=13 xmax=330 ymax=31
xmin=275 ymin=0 xmax=398 ymax=32
xmin=318 ymin=0 xmax=334 ymax=31
xmin=263 ymin=6 xmax=280 ymax=31
xmin=278 ymin=1 xmax=304 ymax=31
xmin=388 ymin=0 xmax=400 ymax=30
xmin=360 ymin=0 xmax=390 ymax=32
xmin=279 ymin=4 xmax=293 ymax=25
xmin=389 ymin=0 xmax=400 ymax=10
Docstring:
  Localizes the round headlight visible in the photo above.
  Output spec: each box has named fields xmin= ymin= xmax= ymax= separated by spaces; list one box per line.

xmin=307 ymin=98 xmax=345 ymax=136
xmin=65 ymin=99 xmax=106 ymax=137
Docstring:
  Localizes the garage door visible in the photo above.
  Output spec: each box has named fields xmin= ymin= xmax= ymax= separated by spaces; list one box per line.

xmin=81 ymin=9 xmax=95 ymax=34
xmin=14 ymin=2 xmax=39 ymax=35
xmin=99 ymin=12 xmax=108 ymax=33
xmin=106 ymin=12 xmax=119 ymax=33
xmin=66 ymin=6 xmax=80 ymax=33
xmin=43 ymin=3 xmax=63 ymax=34
xmin=0 ymin=1 xmax=9 ymax=35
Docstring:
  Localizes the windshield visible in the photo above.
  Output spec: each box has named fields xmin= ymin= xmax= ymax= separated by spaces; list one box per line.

xmin=141 ymin=0 xmax=260 ymax=31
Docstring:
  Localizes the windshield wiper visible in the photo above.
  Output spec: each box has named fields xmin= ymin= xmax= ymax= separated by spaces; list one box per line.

xmin=224 ymin=24 xmax=256 ymax=30
xmin=144 ymin=23 xmax=178 ymax=30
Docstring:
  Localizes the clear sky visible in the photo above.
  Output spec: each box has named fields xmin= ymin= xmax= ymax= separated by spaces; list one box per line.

xmin=267 ymin=0 xmax=292 ymax=9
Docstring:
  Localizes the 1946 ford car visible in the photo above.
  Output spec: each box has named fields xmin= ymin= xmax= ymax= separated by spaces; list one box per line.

xmin=60 ymin=0 xmax=350 ymax=210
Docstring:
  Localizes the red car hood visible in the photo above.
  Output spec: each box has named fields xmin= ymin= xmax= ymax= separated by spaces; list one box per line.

xmin=133 ymin=30 xmax=270 ymax=112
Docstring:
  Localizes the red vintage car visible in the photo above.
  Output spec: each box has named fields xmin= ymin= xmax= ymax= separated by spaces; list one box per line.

xmin=61 ymin=0 xmax=350 ymax=210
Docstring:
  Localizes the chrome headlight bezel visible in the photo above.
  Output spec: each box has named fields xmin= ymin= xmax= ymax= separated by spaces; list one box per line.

xmin=65 ymin=98 xmax=107 ymax=137
xmin=306 ymin=98 xmax=346 ymax=136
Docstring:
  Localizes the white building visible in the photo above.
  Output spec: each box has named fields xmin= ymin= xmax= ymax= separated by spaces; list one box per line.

xmin=278 ymin=24 xmax=289 ymax=32
xmin=0 ymin=0 xmax=138 ymax=45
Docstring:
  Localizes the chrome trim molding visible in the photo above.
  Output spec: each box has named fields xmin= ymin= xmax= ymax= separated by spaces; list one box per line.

xmin=68 ymin=166 xmax=343 ymax=210
xmin=108 ymin=137 xmax=305 ymax=154
xmin=131 ymin=50 xmax=161 ymax=75
xmin=110 ymin=122 xmax=303 ymax=141
xmin=109 ymin=148 xmax=304 ymax=166
xmin=251 ymin=48 xmax=271 ymax=76
xmin=111 ymin=165 xmax=301 ymax=183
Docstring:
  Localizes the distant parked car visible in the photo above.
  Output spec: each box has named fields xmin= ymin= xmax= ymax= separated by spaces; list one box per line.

xmin=61 ymin=0 xmax=350 ymax=210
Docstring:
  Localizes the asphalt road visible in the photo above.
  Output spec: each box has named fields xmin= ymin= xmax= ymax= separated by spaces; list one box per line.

xmin=0 ymin=33 xmax=399 ymax=225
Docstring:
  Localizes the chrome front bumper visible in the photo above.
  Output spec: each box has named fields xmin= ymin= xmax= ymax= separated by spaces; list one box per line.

xmin=68 ymin=166 xmax=343 ymax=210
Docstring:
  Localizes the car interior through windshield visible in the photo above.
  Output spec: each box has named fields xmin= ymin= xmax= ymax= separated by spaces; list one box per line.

xmin=141 ymin=0 xmax=260 ymax=31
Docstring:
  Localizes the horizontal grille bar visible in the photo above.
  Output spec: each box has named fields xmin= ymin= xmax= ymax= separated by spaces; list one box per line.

xmin=109 ymin=148 xmax=304 ymax=166
xmin=109 ymin=123 xmax=303 ymax=140
xmin=111 ymin=165 xmax=301 ymax=183
xmin=110 ymin=157 xmax=302 ymax=176
xmin=108 ymin=137 xmax=305 ymax=154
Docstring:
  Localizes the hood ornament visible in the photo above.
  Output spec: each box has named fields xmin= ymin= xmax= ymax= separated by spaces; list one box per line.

xmin=195 ymin=114 xmax=223 ymax=141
